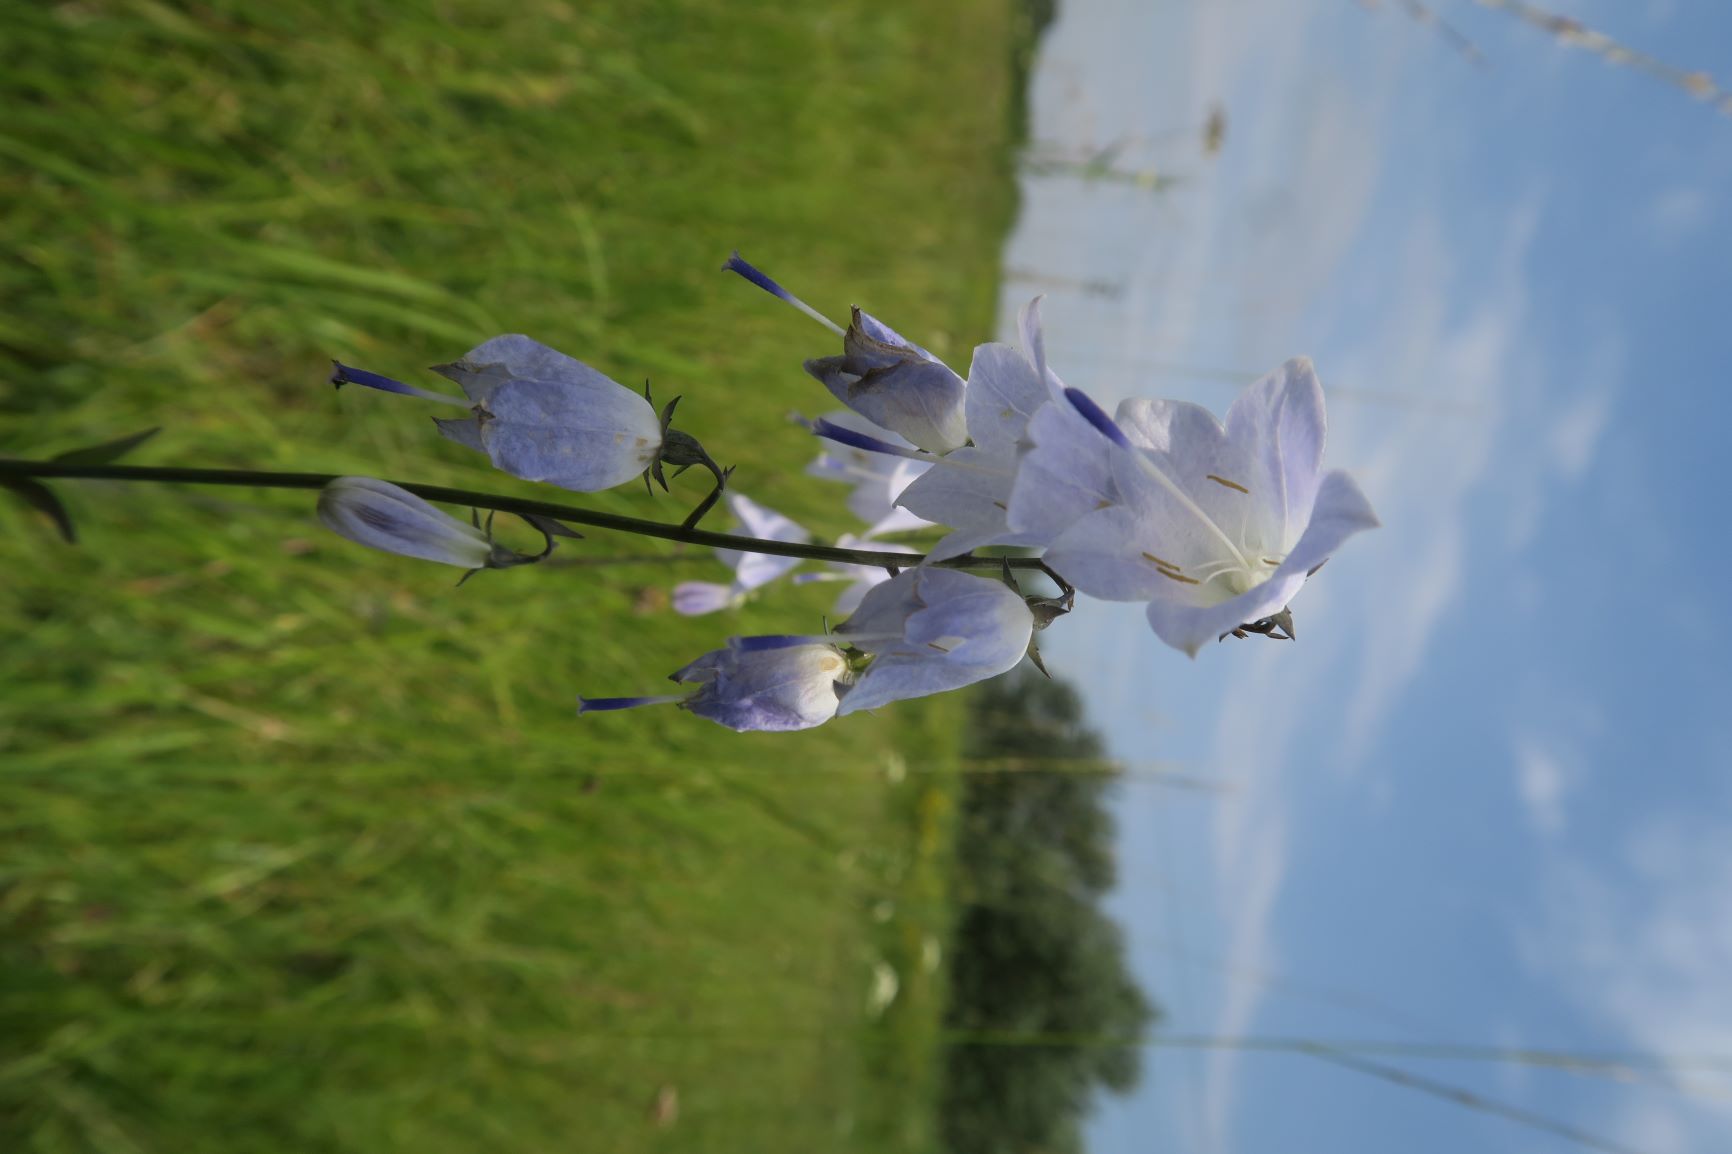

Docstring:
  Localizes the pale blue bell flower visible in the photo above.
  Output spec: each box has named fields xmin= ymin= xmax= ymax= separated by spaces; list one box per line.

xmin=332 ymin=335 xmax=666 ymax=492
xmin=831 ymin=568 xmax=1034 ymax=714
xmin=1013 ymin=358 xmax=1380 ymax=656
xmin=579 ymin=638 xmax=851 ymax=732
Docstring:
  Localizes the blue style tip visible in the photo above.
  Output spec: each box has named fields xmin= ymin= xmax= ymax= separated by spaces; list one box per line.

xmin=729 ymin=634 xmax=824 ymax=653
xmin=331 ymin=361 xmax=417 ymax=396
xmin=1064 ymin=387 xmax=1132 ymax=449
xmin=723 ymin=252 xmax=793 ymax=303
xmin=576 ymin=695 xmax=676 ymax=715
xmin=810 ymin=418 xmax=926 ymax=461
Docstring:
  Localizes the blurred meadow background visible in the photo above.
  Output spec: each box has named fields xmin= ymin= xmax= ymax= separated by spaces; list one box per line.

xmin=0 ymin=2 xmax=1148 ymax=1152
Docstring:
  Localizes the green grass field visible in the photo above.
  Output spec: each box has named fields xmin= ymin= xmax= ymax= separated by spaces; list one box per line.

xmin=0 ymin=2 xmax=1031 ymax=1150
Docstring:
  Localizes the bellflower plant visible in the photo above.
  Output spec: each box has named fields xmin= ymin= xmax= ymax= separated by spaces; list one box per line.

xmin=673 ymin=492 xmax=812 ymax=615
xmin=9 ymin=248 xmax=1388 ymax=738
xmin=1013 ymin=358 xmax=1379 ymax=656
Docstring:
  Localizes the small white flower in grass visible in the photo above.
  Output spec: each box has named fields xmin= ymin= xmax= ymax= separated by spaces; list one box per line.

xmin=672 ymin=492 xmax=812 ymax=615
xmin=832 ymin=568 xmax=1034 ymax=714
xmin=725 ymin=253 xmax=969 ymax=453
xmin=332 ymin=335 xmax=720 ymax=494
xmin=1011 ymin=358 xmax=1380 ymax=656
xmin=317 ymin=477 xmax=564 ymax=572
xmin=578 ymin=639 xmax=850 ymax=732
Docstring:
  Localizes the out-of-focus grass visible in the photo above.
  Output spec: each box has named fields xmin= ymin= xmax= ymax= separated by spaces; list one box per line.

xmin=0 ymin=1 xmax=1027 ymax=1150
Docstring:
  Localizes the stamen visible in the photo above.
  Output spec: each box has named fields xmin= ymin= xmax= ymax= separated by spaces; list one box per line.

xmin=1158 ymin=569 xmax=1201 ymax=585
xmin=1262 ymin=558 xmax=1282 ymax=567
xmin=1206 ymin=474 xmax=1249 ymax=493
xmin=723 ymin=252 xmax=847 ymax=337
xmin=992 ymin=500 xmax=1008 ymax=510
xmin=1141 ymin=551 xmax=1180 ymax=571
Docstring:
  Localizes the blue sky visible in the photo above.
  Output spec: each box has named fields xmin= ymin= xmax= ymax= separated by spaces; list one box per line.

xmin=999 ymin=2 xmax=1732 ymax=1151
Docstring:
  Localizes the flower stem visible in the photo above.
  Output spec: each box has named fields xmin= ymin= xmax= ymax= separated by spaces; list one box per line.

xmin=0 ymin=458 xmax=1049 ymax=573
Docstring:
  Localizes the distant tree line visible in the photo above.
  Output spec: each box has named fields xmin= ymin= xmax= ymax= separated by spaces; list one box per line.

xmin=941 ymin=670 xmax=1156 ymax=1154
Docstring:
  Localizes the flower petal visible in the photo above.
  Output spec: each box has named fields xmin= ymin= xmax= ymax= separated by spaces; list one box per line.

xmin=1269 ymin=468 xmax=1379 ymax=579
xmin=1144 ymin=570 xmax=1310 ymax=658
xmin=1017 ymin=296 xmax=1066 ymax=398
xmin=1042 ymin=503 xmax=1173 ymax=602
xmin=1004 ymin=399 xmax=1118 ymax=544
xmin=893 ymin=446 xmax=1025 ymax=561
xmin=964 ymin=341 xmax=1046 ymax=455
xmin=1224 ymin=357 xmax=1327 ymax=548
xmin=1141 ymin=470 xmax=1377 ymax=657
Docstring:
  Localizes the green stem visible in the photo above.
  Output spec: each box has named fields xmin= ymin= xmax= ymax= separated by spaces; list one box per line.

xmin=0 ymin=459 xmax=1044 ymax=573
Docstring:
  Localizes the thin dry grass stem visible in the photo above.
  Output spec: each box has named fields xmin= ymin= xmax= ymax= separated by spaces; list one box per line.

xmin=1359 ymin=0 xmax=1486 ymax=66
xmin=1476 ymin=0 xmax=1732 ymax=116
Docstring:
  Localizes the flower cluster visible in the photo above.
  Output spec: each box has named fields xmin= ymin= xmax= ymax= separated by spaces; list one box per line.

xmin=316 ymin=254 xmax=1378 ymax=733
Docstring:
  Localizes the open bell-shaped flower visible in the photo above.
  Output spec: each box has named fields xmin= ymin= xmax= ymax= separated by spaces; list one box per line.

xmin=578 ymin=638 xmax=850 ymax=732
xmin=1012 ymin=359 xmax=1379 ymax=656
xmin=726 ymin=254 xmax=968 ymax=453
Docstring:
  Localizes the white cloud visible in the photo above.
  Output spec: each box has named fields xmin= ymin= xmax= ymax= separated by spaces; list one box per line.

xmin=1331 ymin=200 xmax=1540 ymax=762
xmin=1530 ymin=807 xmax=1732 ymax=1152
xmin=1514 ymin=736 xmax=1572 ymax=835
xmin=1547 ymin=387 xmax=1613 ymax=480
xmin=1645 ymin=185 xmax=1710 ymax=244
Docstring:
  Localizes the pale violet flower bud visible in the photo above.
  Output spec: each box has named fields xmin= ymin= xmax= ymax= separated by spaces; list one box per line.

xmin=331 ymin=335 xmax=669 ymax=492
xmin=673 ymin=492 xmax=811 ymax=615
xmin=318 ymin=477 xmax=502 ymax=569
xmin=1013 ymin=358 xmax=1380 ymax=657
xmin=832 ymin=568 xmax=1034 ymax=714
xmin=579 ymin=638 xmax=850 ymax=732
xmin=726 ymin=253 xmax=968 ymax=453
